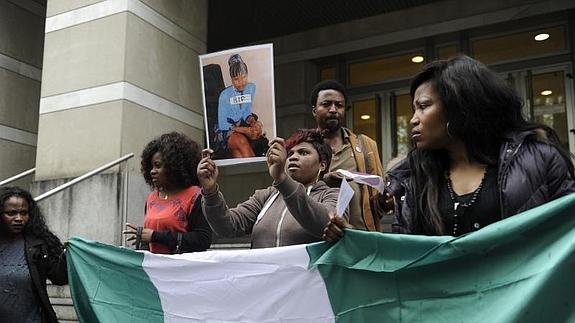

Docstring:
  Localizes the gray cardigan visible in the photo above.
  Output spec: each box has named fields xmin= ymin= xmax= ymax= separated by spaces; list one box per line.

xmin=202 ymin=176 xmax=347 ymax=248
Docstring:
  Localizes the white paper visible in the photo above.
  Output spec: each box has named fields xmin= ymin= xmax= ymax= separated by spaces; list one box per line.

xmin=336 ymin=169 xmax=385 ymax=193
xmin=336 ymin=178 xmax=354 ymax=218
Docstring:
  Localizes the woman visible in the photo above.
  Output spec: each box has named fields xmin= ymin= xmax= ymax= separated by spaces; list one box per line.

xmin=324 ymin=55 xmax=575 ymax=240
xmin=0 ymin=186 xmax=67 ymax=323
xmin=198 ymin=129 xmax=347 ymax=248
xmin=124 ymin=132 xmax=212 ymax=254
xmin=217 ymin=53 xmax=257 ymax=158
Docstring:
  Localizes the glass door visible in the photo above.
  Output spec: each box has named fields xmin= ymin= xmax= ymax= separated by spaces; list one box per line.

xmin=529 ymin=68 xmax=574 ymax=153
xmin=506 ymin=65 xmax=574 ymax=154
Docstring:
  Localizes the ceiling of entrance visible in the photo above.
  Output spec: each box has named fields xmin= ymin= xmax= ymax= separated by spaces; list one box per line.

xmin=208 ymin=0 xmax=444 ymax=52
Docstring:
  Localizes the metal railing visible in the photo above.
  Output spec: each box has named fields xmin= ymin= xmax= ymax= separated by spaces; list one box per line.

xmin=0 ymin=168 xmax=36 ymax=187
xmin=35 ymin=153 xmax=134 ymax=201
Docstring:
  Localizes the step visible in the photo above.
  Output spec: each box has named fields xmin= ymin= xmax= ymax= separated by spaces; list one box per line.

xmin=50 ymin=297 xmax=78 ymax=321
xmin=47 ymin=283 xmax=72 ymax=298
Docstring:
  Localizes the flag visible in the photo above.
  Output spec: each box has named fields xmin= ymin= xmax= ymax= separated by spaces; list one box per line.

xmin=67 ymin=193 xmax=575 ymax=322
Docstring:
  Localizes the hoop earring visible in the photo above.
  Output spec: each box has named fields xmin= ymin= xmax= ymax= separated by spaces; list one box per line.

xmin=446 ymin=122 xmax=454 ymax=138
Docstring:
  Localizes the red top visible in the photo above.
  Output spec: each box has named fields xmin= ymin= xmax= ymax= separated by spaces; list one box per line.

xmin=144 ymin=186 xmax=201 ymax=254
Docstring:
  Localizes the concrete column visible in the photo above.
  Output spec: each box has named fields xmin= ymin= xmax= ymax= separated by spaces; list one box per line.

xmin=0 ymin=0 xmax=45 ymax=188
xmin=33 ymin=0 xmax=208 ymax=244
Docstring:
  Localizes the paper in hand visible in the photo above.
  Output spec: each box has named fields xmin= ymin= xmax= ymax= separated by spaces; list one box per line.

xmin=336 ymin=169 xmax=385 ymax=193
xmin=336 ymin=178 xmax=354 ymax=217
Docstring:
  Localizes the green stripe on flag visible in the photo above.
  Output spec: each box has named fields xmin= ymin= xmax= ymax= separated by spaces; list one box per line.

xmin=67 ymin=237 xmax=164 ymax=322
xmin=307 ymin=193 xmax=575 ymax=323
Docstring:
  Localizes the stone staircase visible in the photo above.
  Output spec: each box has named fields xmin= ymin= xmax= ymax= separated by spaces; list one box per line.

xmin=47 ymin=283 xmax=78 ymax=323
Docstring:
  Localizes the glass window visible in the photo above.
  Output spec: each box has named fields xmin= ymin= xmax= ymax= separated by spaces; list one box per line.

xmin=531 ymin=71 xmax=569 ymax=150
xmin=320 ymin=67 xmax=336 ymax=81
xmin=352 ymin=99 xmax=379 ymax=147
xmin=393 ymin=94 xmax=413 ymax=157
xmin=472 ymin=26 xmax=566 ymax=64
xmin=349 ymin=52 xmax=425 ymax=86
xmin=437 ymin=45 xmax=458 ymax=60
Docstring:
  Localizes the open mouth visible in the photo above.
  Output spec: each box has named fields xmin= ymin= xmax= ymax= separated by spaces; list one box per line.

xmin=287 ymin=163 xmax=300 ymax=171
xmin=411 ymin=130 xmax=421 ymax=140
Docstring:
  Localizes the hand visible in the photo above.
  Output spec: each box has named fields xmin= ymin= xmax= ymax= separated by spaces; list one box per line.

xmin=266 ymin=137 xmax=287 ymax=183
xmin=379 ymin=192 xmax=395 ymax=214
xmin=322 ymin=213 xmax=352 ymax=243
xmin=322 ymin=171 xmax=345 ymax=187
xmin=197 ymin=149 xmax=219 ymax=194
xmin=123 ymin=223 xmax=153 ymax=244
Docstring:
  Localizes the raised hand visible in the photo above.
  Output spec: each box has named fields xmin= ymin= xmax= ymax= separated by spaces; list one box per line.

xmin=322 ymin=171 xmax=345 ymax=187
xmin=197 ymin=149 xmax=219 ymax=194
xmin=266 ymin=137 xmax=287 ymax=183
xmin=322 ymin=213 xmax=352 ymax=243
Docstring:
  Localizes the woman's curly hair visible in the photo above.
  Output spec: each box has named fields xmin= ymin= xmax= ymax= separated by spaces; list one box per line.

xmin=0 ymin=186 xmax=64 ymax=257
xmin=141 ymin=132 xmax=201 ymax=189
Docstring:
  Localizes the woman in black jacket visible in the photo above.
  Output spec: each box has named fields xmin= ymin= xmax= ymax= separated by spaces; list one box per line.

xmin=324 ymin=55 xmax=575 ymax=239
xmin=0 ymin=186 xmax=67 ymax=323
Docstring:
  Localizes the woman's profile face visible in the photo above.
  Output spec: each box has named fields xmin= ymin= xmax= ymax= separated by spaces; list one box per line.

xmin=150 ymin=152 xmax=171 ymax=191
xmin=286 ymin=142 xmax=323 ymax=186
xmin=410 ymin=81 xmax=450 ymax=150
xmin=2 ymin=196 xmax=30 ymax=235
xmin=232 ymin=73 xmax=248 ymax=92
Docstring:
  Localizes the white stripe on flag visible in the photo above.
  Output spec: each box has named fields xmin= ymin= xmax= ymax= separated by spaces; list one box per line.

xmin=142 ymin=244 xmax=336 ymax=323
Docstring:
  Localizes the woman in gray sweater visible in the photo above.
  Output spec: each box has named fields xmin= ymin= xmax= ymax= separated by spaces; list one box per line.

xmin=198 ymin=129 xmax=347 ymax=248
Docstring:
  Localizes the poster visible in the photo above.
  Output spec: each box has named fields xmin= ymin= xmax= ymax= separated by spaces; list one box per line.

xmin=199 ymin=44 xmax=276 ymax=166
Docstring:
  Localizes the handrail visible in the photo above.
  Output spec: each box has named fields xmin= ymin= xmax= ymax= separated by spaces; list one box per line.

xmin=0 ymin=168 xmax=36 ymax=187
xmin=35 ymin=153 xmax=134 ymax=202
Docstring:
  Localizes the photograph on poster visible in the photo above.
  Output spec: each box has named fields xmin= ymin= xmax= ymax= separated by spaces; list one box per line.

xmin=199 ymin=44 xmax=276 ymax=166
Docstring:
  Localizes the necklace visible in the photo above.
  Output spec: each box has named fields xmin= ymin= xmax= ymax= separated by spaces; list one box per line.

xmin=158 ymin=191 xmax=169 ymax=200
xmin=446 ymin=167 xmax=488 ymax=235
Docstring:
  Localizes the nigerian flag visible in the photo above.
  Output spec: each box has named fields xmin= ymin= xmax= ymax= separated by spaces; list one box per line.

xmin=67 ymin=193 xmax=575 ymax=323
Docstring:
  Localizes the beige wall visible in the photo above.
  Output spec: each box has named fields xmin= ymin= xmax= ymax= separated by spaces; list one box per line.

xmin=38 ymin=1 xmax=208 ymax=178
xmin=40 ymin=13 xmax=128 ymax=97
xmin=0 ymin=1 xmax=44 ymax=187
xmin=46 ymin=0 xmax=104 ymax=17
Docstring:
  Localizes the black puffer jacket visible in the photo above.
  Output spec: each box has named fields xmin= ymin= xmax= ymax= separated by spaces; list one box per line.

xmin=388 ymin=130 xmax=575 ymax=234
xmin=25 ymin=234 xmax=68 ymax=323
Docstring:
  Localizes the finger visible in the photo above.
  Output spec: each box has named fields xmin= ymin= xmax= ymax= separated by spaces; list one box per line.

xmin=202 ymin=148 xmax=214 ymax=159
xmin=328 ymin=216 xmax=346 ymax=235
xmin=323 ymin=226 xmax=341 ymax=242
xmin=122 ymin=230 xmax=136 ymax=235
xmin=268 ymin=137 xmax=285 ymax=147
xmin=332 ymin=216 xmax=351 ymax=230
xmin=125 ymin=223 xmax=137 ymax=230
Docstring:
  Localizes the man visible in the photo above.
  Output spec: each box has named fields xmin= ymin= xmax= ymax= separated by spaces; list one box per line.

xmin=310 ymin=80 xmax=386 ymax=231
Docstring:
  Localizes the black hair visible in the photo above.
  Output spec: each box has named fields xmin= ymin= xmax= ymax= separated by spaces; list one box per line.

xmin=309 ymin=80 xmax=347 ymax=107
xmin=0 ymin=186 xmax=64 ymax=257
xmin=285 ymin=128 xmax=332 ymax=177
xmin=408 ymin=55 xmax=574 ymax=235
xmin=228 ymin=54 xmax=248 ymax=78
xmin=141 ymin=132 xmax=202 ymax=189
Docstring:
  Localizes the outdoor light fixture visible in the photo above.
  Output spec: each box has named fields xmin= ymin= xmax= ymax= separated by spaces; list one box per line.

xmin=541 ymin=90 xmax=553 ymax=96
xmin=534 ymin=33 xmax=550 ymax=41
xmin=360 ymin=115 xmax=371 ymax=120
xmin=411 ymin=55 xmax=424 ymax=63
